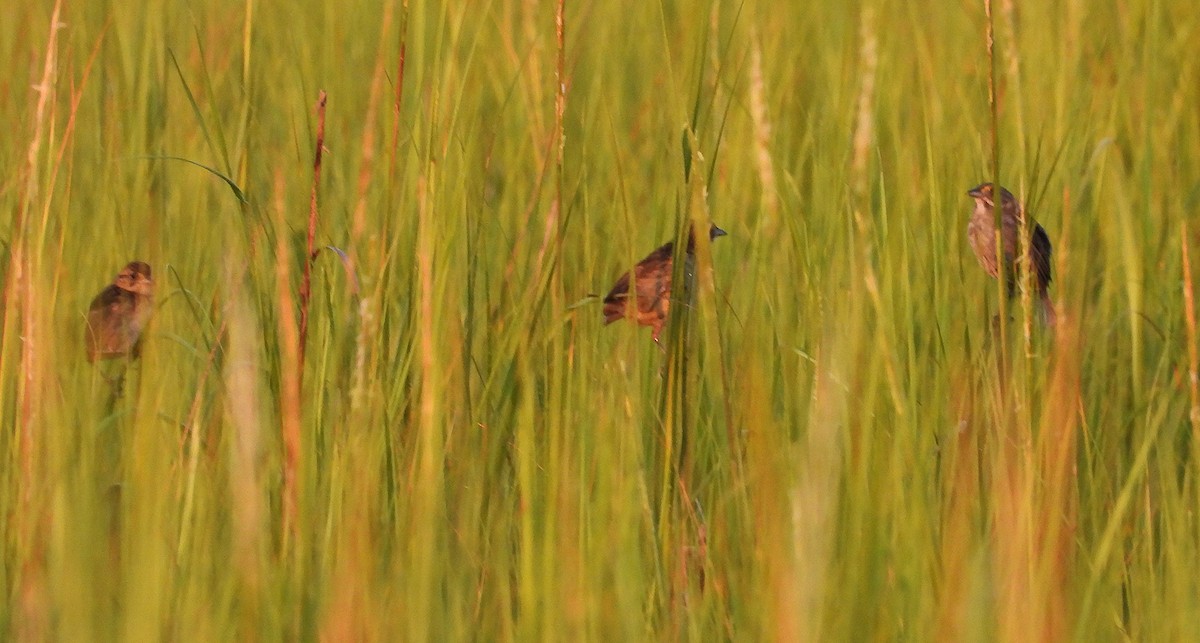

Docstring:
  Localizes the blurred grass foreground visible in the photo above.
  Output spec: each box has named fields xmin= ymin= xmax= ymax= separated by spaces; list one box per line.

xmin=2 ymin=0 xmax=1199 ymax=640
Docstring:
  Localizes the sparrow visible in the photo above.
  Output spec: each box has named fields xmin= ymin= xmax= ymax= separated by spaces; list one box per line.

xmin=966 ymin=183 xmax=1056 ymax=325
xmin=85 ymin=261 xmax=154 ymax=362
xmin=603 ymin=223 xmax=726 ymax=342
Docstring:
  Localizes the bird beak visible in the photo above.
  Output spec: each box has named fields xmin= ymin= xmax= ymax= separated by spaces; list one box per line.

xmin=966 ymin=187 xmax=984 ymax=198
xmin=711 ymin=225 xmax=727 ymax=238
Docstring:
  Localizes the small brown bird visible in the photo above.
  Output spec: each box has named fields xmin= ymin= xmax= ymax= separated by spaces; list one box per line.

xmin=85 ymin=261 xmax=154 ymax=362
xmin=966 ymin=183 xmax=1055 ymax=325
xmin=603 ymin=223 xmax=726 ymax=341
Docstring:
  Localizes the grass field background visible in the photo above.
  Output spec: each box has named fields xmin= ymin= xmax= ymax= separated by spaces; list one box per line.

xmin=2 ymin=0 xmax=1199 ymax=639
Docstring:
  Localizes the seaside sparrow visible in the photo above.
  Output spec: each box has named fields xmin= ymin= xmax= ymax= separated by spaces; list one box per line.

xmin=966 ymin=183 xmax=1056 ymax=325
xmin=85 ymin=261 xmax=154 ymax=362
xmin=602 ymin=223 xmax=726 ymax=342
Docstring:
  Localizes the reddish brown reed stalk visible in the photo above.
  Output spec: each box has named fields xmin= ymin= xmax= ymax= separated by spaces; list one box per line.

xmin=528 ymin=0 xmax=566 ymax=307
xmin=984 ymin=0 xmax=1008 ymax=352
xmin=989 ymin=187 xmax=1076 ymax=642
xmin=554 ymin=0 xmax=566 ymax=174
xmin=1183 ymin=222 xmax=1200 ymax=452
xmin=1028 ymin=187 xmax=1079 ymax=642
xmin=748 ymin=29 xmax=778 ymax=236
xmin=389 ymin=1 xmax=409 ymax=178
xmin=9 ymin=3 xmax=65 ymax=638
xmin=16 ymin=0 xmax=64 ymax=492
xmin=352 ymin=2 xmax=394 ymax=257
xmin=936 ymin=366 xmax=982 ymax=641
xmin=553 ymin=0 xmax=566 ymax=243
xmin=224 ymin=259 xmax=267 ymax=633
xmin=299 ymin=90 xmax=327 ymax=373
xmin=275 ymin=170 xmax=303 ymax=543
xmin=1035 ymin=313 xmax=1080 ymax=642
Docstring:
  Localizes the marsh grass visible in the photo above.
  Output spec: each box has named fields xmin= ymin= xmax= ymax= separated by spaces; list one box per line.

xmin=2 ymin=0 xmax=1199 ymax=639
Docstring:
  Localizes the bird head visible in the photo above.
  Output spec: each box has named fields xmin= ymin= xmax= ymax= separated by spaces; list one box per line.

xmin=115 ymin=261 xmax=154 ymax=296
xmin=967 ymin=183 xmax=1017 ymax=210
xmin=685 ymin=223 xmax=728 ymax=251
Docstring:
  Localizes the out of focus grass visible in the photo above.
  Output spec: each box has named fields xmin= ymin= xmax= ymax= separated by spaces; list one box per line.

xmin=2 ymin=0 xmax=1198 ymax=639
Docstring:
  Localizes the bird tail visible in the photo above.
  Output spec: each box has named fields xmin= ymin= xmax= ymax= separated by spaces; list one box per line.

xmin=1039 ymin=294 xmax=1057 ymax=327
xmin=602 ymin=300 xmax=625 ymax=324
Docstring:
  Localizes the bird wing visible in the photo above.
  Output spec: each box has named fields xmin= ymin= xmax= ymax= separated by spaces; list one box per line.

xmin=602 ymin=270 xmax=631 ymax=323
xmin=89 ymin=284 xmax=131 ymax=314
xmin=632 ymin=249 xmax=673 ymax=311
xmin=1031 ymin=223 xmax=1052 ymax=287
xmin=85 ymin=286 xmax=135 ymax=359
xmin=602 ymin=241 xmax=675 ymax=323
xmin=603 ymin=271 xmax=630 ymax=304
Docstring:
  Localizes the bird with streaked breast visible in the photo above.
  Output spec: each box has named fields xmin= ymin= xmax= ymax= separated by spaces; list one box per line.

xmin=85 ymin=261 xmax=154 ymax=362
xmin=966 ymin=183 xmax=1056 ymax=326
